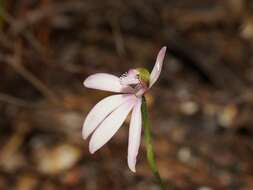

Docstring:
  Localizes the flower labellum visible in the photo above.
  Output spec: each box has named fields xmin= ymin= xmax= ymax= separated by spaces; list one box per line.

xmin=82 ymin=47 xmax=166 ymax=172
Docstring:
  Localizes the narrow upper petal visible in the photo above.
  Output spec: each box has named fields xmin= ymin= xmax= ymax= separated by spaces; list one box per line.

xmin=89 ymin=95 xmax=137 ymax=154
xmin=82 ymin=94 xmax=132 ymax=139
xmin=84 ymin=73 xmax=133 ymax=93
xmin=149 ymin=47 xmax=167 ymax=87
xmin=127 ymin=97 xmax=142 ymax=172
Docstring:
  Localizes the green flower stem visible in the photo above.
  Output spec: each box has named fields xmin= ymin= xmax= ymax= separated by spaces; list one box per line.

xmin=141 ymin=96 xmax=166 ymax=190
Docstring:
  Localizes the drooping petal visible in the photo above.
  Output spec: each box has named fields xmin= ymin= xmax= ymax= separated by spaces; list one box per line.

xmin=149 ymin=47 xmax=167 ymax=87
xmin=82 ymin=94 xmax=132 ymax=139
xmin=127 ymin=97 xmax=142 ymax=172
xmin=89 ymin=95 xmax=137 ymax=154
xmin=84 ymin=73 xmax=133 ymax=93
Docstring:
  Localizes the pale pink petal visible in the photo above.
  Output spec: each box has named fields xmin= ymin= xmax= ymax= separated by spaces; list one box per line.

xmin=127 ymin=97 xmax=142 ymax=172
xmin=120 ymin=69 xmax=139 ymax=86
xmin=84 ymin=73 xmax=133 ymax=93
xmin=89 ymin=96 xmax=137 ymax=154
xmin=149 ymin=47 xmax=167 ymax=87
xmin=82 ymin=94 xmax=132 ymax=139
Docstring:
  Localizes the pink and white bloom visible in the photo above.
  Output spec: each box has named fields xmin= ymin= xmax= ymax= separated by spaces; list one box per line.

xmin=82 ymin=47 xmax=166 ymax=172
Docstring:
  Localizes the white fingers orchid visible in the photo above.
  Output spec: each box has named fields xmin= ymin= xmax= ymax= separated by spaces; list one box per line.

xmin=82 ymin=47 xmax=166 ymax=172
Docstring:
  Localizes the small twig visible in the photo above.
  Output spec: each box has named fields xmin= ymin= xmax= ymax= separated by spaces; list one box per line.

xmin=6 ymin=57 xmax=59 ymax=104
xmin=0 ymin=47 xmax=59 ymax=104
xmin=0 ymin=0 xmax=4 ymax=28
xmin=0 ymin=30 xmax=13 ymax=49
xmin=2 ymin=1 xmax=88 ymax=35
xmin=0 ymin=92 xmax=37 ymax=107
xmin=23 ymin=31 xmax=49 ymax=57
xmin=163 ymin=30 xmax=248 ymax=93
xmin=0 ymin=128 xmax=26 ymax=164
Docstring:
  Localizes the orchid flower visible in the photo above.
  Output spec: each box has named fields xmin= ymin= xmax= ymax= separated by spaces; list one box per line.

xmin=82 ymin=47 xmax=166 ymax=172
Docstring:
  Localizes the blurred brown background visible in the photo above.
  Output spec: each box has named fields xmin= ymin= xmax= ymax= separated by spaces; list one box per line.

xmin=1 ymin=0 xmax=253 ymax=189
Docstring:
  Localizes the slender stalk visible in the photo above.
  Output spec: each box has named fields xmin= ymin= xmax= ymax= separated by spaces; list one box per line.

xmin=141 ymin=96 xmax=166 ymax=190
